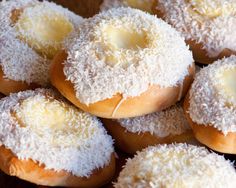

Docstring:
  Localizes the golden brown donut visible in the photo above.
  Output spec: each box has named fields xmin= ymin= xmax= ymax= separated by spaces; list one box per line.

xmin=51 ymin=8 xmax=194 ymax=119
xmin=184 ymin=56 xmax=236 ymax=154
xmin=184 ymin=93 xmax=236 ymax=154
xmin=0 ymin=88 xmax=115 ymax=187
xmin=0 ymin=0 xmax=83 ymax=95
xmin=51 ymin=51 xmax=195 ymax=119
xmin=102 ymin=104 xmax=195 ymax=154
xmin=0 ymin=146 xmax=115 ymax=187
xmin=115 ymin=144 xmax=236 ymax=187
xmin=154 ymin=0 xmax=236 ymax=64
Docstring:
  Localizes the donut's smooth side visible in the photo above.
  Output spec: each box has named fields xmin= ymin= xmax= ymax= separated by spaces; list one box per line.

xmin=184 ymin=93 xmax=236 ymax=154
xmin=0 ymin=67 xmax=38 ymax=95
xmin=102 ymin=119 xmax=194 ymax=154
xmin=50 ymin=51 xmax=195 ymax=119
xmin=0 ymin=146 xmax=116 ymax=187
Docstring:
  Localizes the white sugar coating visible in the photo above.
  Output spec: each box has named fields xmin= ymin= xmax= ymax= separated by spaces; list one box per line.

xmin=64 ymin=8 xmax=193 ymax=105
xmin=0 ymin=89 xmax=114 ymax=177
xmin=100 ymin=0 xmax=154 ymax=13
xmin=156 ymin=0 xmax=236 ymax=58
xmin=118 ymin=104 xmax=190 ymax=137
xmin=115 ymin=144 xmax=236 ymax=188
xmin=189 ymin=55 xmax=236 ymax=135
xmin=0 ymin=0 xmax=83 ymax=85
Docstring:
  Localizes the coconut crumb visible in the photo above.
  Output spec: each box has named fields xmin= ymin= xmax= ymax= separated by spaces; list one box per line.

xmin=156 ymin=0 xmax=236 ymax=58
xmin=189 ymin=55 xmax=236 ymax=135
xmin=0 ymin=88 xmax=114 ymax=177
xmin=115 ymin=143 xmax=236 ymax=188
xmin=118 ymin=103 xmax=190 ymax=137
xmin=0 ymin=0 xmax=83 ymax=85
xmin=64 ymin=7 xmax=193 ymax=105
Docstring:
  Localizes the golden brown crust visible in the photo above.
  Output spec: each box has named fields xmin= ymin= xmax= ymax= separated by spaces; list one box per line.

xmin=184 ymin=93 xmax=236 ymax=154
xmin=0 ymin=146 xmax=116 ymax=187
xmin=102 ymin=119 xmax=194 ymax=154
xmin=0 ymin=66 xmax=38 ymax=95
xmin=50 ymin=51 xmax=195 ymax=119
xmin=186 ymin=40 xmax=236 ymax=64
xmin=153 ymin=1 xmax=236 ymax=64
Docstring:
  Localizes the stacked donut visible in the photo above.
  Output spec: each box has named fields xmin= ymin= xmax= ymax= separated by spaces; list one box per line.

xmin=0 ymin=0 xmax=236 ymax=187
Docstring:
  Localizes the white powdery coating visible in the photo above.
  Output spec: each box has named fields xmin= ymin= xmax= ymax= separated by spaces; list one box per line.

xmin=64 ymin=8 xmax=193 ymax=105
xmin=156 ymin=0 xmax=236 ymax=58
xmin=0 ymin=0 xmax=83 ymax=85
xmin=189 ymin=56 xmax=236 ymax=135
xmin=0 ymin=89 xmax=114 ymax=177
xmin=115 ymin=144 xmax=236 ymax=188
xmin=118 ymin=104 xmax=190 ymax=137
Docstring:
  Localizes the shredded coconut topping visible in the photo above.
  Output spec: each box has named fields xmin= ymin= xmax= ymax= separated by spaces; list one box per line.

xmin=156 ymin=0 xmax=236 ymax=57
xmin=0 ymin=89 xmax=114 ymax=177
xmin=64 ymin=8 xmax=193 ymax=105
xmin=189 ymin=55 xmax=236 ymax=135
xmin=115 ymin=143 xmax=236 ymax=188
xmin=100 ymin=0 xmax=155 ymax=13
xmin=118 ymin=104 xmax=190 ymax=137
xmin=0 ymin=0 xmax=83 ymax=85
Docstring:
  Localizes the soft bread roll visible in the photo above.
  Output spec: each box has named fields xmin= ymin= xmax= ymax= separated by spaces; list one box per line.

xmin=115 ymin=144 xmax=236 ymax=187
xmin=184 ymin=94 xmax=236 ymax=154
xmin=0 ymin=0 xmax=83 ymax=95
xmin=51 ymin=8 xmax=194 ymax=119
xmin=51 ymin=51 xmax=194 ymax=119
xmin=102 ymin=104 xmax=195 ymax=154
xmin=0 ymin=89 xmax=115 ymax=187
xmin=154 ymin=0 xmax=236 ymax=64
xmin=184 ymin=56 xmax=236 ymax=154
xmin=0 ymin=146 xmax=115 ymax=187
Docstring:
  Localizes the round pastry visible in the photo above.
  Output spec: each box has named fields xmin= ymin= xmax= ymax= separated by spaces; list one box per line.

xmin=184 ymin=55 xmax=236 ymax=154
xmin=154 ymin=0 xmax=236 ymax=64
xmin=51 ymin=7 xmax=195 ymax=119
xmin=100 ymin=0 xmax=155 ymax=14
xmin=0 ymin=89 xmax=115 ymax=187
xmin=115 ymin=144 xmax=236 ymax=188
xmin=0 ymin=0 xmax=83 ymax=95
xmin=102 ymin=103 xmax=194 ymax=154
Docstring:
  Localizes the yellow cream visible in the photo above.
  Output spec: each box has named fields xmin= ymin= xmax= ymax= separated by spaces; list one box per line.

xmin=16 ymin=4 xmax=73 ymax=59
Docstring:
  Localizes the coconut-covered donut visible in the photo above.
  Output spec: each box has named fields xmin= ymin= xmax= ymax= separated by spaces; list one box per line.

xmin=51 ymin=7 xmax=194 ymax=119
xmin=154 ymin=0 xmax=236 ymax=64
xmin=100 ymin=0 xmax=155 ymax=14
xmin=102 ymin=104 xmax=194 ymax=154
xmin=0 ymin=89 xmax=115 ymax=187
xmin=0 ymin=0 xmax=83 ymax=95
xmin=115 ymin=144 xmax=236 ymax=188
xmin=184 ymin=55 xmax=236 ymax=154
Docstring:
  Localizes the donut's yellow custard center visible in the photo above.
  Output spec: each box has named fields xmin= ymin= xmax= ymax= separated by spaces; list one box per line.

xmin=123 ymin=0 xmax=154 ymax=13
xmin=216 ymin=67 xmax=236 ymax=106
xmin=189 ymin=0 xmax=236 ymax=18
xmin=15 ymin=96 xmax=95 ymax=147
xmin=15 ymin=4 xmax=73 ymax=59
xmin=106 ymin=27 xmax=147 ymax=50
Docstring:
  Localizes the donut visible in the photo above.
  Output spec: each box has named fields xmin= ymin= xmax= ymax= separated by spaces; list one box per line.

xmin=102 ymin=104 xmax=195 ymax=154
xmin=51 ymin=8 xmax=195 ymax=119
xmin=0 ymin=89 xmax=115 ymax=187
xmin=115 ymin=144 xmax=236 ymax=187
xmin=0 ymin=0 xmax=83 ymax=95
xmin=184 ymin=55 xmax=236 ymax=154
xmin=154 ymin=0 xmax=236 ymax=64
xmin=100 ymin=0 xmax=155 ymax=14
